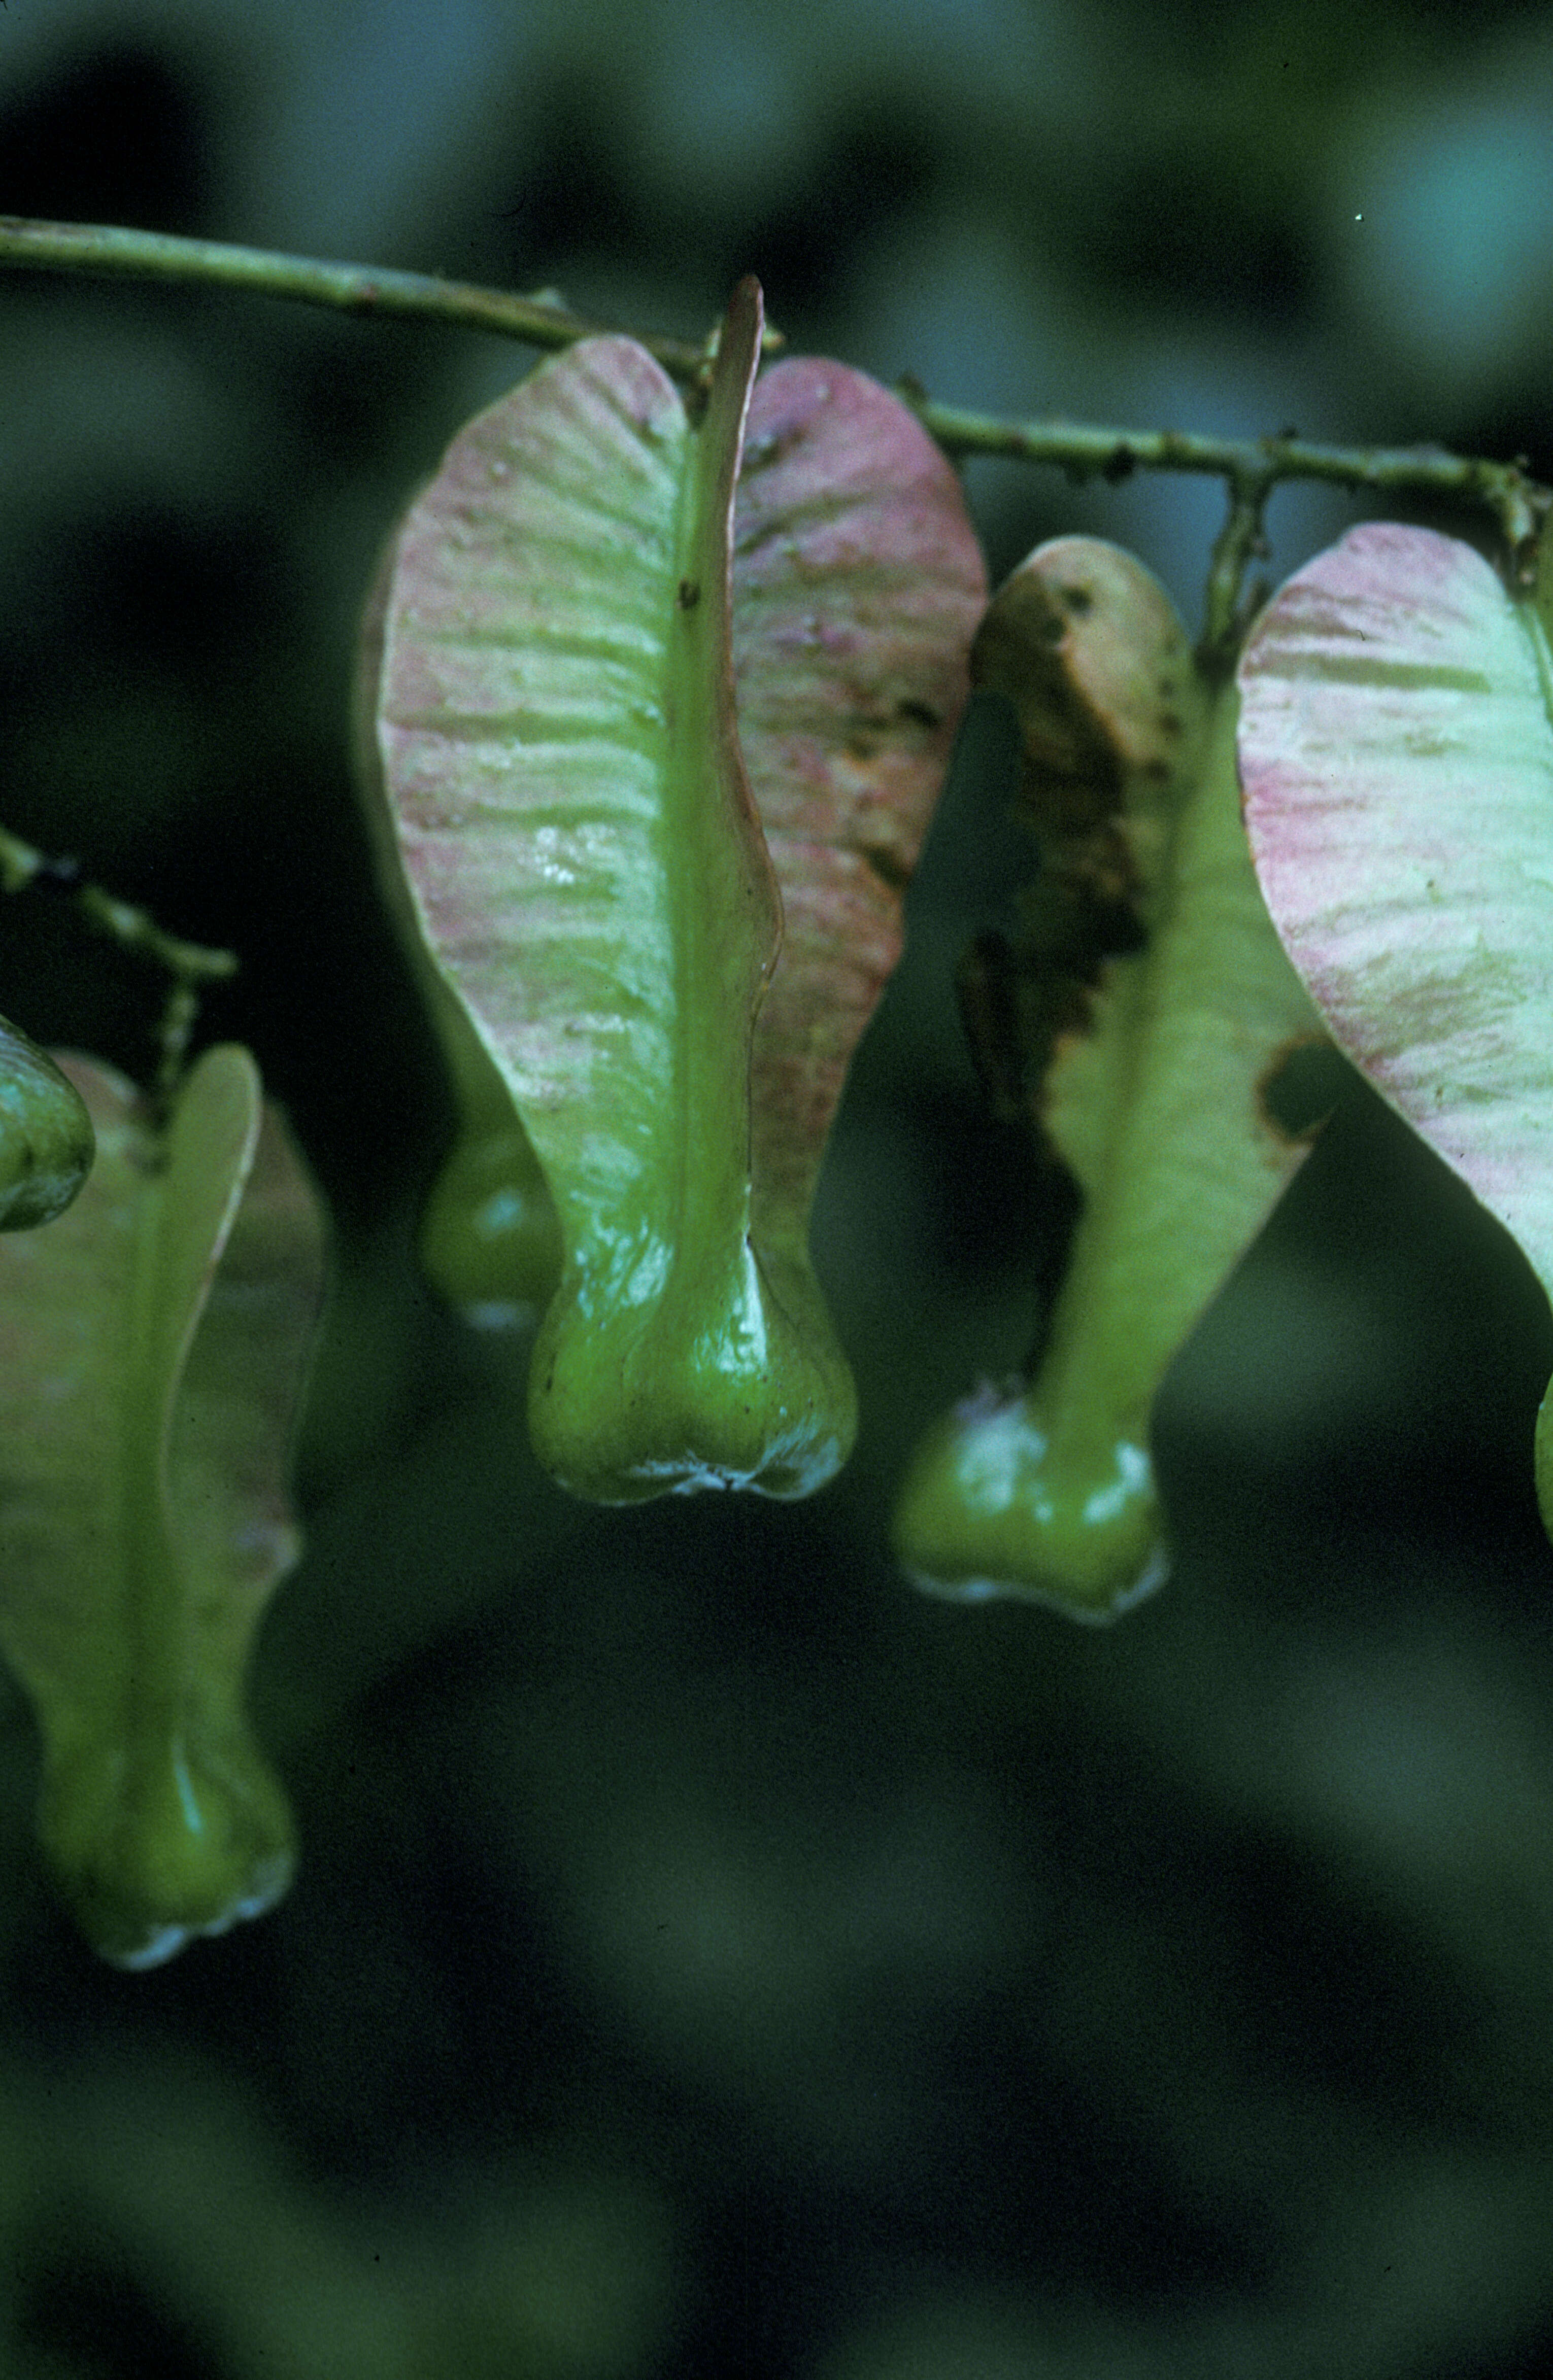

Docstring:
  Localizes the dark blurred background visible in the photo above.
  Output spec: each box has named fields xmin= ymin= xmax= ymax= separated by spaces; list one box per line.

xmin=3 ymin=3 xmax=1553 ymax=2374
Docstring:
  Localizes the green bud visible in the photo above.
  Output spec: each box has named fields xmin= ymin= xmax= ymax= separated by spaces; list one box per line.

xmin=419 ymin=1121 xmax=562 ymax=1328
xmin=0 ymin=1012 xmax=94 ymax=1229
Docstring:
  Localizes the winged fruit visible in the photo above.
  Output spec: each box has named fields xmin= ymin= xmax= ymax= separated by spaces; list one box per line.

xmin=365 ymin=280 xmax=985 ymax=1498
xmin=895 ymin=539 xmax=1326 ymax=1617
xmin=0 ymin=1046 xmax=326 ymax=1965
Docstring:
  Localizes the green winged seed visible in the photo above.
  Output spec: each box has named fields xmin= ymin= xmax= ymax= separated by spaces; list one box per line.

xmin=0 ymin=1010 xmax=94 ymax=1230
xmin=371 ymin=281 xmax=982 ymax=1498
xmin=417 ymin=1107 xmax=562 ymax=1330
xmin=409 ymin=955 xmax=561 ymax=1330
xmin=353 ymin=527 xmax=563 ymax=1326
xmin=895 ymin=538 xmax=1324 ymax=1617
xmin=375 ymin=278 xmax=838 ymax=1499
xmin=372 ymin=315 xmax=984 ymax=1373
xmin=0 ymin=1046 xmax=325 ymax=1966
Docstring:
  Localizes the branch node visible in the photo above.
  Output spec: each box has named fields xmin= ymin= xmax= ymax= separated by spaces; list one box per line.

xmin=0 ymin=817 xmax=239 ymax=1091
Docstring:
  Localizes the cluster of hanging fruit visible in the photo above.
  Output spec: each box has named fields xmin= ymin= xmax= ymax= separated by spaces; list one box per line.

xmin=4 ymin=273 xmax=1551 ymax=1964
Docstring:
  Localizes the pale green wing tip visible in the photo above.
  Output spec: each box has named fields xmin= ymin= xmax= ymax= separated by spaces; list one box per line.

xmin=40 ymin=1733 xmax=296 ymax=1969
xmin=892 ymin=1387 xmax=1169 ymax=1621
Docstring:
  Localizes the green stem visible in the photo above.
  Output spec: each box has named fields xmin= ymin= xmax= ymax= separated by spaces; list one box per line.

xmin=0 ymin=822 xmax=238 ymax=1091
xmin=70 ymin=882 xmax=238 ymax=984
xmin=0 ymin=827 xmax=235 ymax=980
xmin=899 ymin=395 xmax=1551 ymax=577
xmin=0 ymin=214 xmax=758 ymax=379
xmin=1199 ymin=467 xmax=1275 ymax=671
xmin=0 ymin=215 xmax=1547 ymax=582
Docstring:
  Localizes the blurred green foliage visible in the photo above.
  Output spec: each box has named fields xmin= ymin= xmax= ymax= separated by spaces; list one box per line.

xmin=1 ymin=1 xmax=1553 ymax=2373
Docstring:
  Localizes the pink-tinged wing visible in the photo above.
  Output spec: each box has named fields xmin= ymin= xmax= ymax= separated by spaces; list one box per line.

xmin=733 ymin=361 xmax=987 ymax=1244
xmin=1239 ymin=523 xmax=1553 ymax=1287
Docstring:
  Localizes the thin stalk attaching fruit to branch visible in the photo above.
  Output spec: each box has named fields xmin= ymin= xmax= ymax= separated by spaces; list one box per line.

xmin=1199 ymin=465 xmax=1276 ymax=672
xmin=0 ymin=821 xmax=238 ymax=1092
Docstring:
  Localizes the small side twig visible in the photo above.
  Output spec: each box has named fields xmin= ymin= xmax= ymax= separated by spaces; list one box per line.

xmin=901 ymin=397 xmax=1552 ymax=591
xmin=0 ymin=822 xmax=238 ymax=1092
